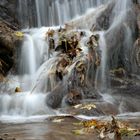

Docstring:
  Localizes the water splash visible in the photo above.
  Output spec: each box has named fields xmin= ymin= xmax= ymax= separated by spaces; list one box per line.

xmin=0 ymin=92 xmax=55 ymax=116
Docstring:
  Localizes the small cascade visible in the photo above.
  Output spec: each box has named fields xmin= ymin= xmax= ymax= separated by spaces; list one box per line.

xmin=109 ymin=0 xmax=133 ymax=30
xmin=97 ymin=0 xmax=134 ymax=90
xmin=32 ymin=57 xmax=59 ymax=93
xmin=123 ymin=25 xmax=133 ymax=72
xmin=19 ymin=28 xmax=50 ymax=75
xmin=106 ymin=0 xmax=134 ymax=71
xmin=98 ymin=31 xmax=107 ymax=90
xmin=20 ymin=34 xmax=36 ymax=74
xmin=113 ymin=0 xmax=132 ymax=18
xmin=0 ymin=92 xmax=55 ymax=116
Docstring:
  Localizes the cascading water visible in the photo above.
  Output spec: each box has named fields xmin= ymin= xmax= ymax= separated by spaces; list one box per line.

xmin=18 ymin=0 xmax=108 ymax=27
xmin=97 ymin=0 xmax=134 ymax=90
xmin=35 ymin=0 xmax=103 ymax=26
xmin=0 ymin=0 xmax=139 ymax=122
xmin=98 ymin=31 xmax=107 ymax=90
xmin=17 ymin=0 xmax=29 ymax=27
xmin=20 ymin=34 xmax=36 ymax=75
xmin=19 ymin=28 xmax=51 ymax=75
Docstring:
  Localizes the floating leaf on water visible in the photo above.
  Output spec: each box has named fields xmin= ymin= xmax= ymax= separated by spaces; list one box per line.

xmin=72 ymin=127 xmax=95 ymax=135
xmin=99 ymin=128 xmax=106 ymax=139
xmin=119 ymin=127 xmax=140 ymax=137
xmin=72 ymin=128 xmax=86 ymax=135
xmin=134 ymin=130 xmax=140 ymax=136
xmin=117 ymin=121 xmax=128 ymax=129
xmin=73 ymin=103 xmax=96 ymax=110
xmin=72 ymin=115 xmax=140 ymax=138
xmin=52 ymin=118 xmax=64 ymax=123
xmin=80 ymin=104 xmax=96 ymax=110
xmin=83 ymin=119 xmax=98 ymax=127
xmin=73 ymin=122 xmax=83 ymax=126
xmin=73 ymin=104 xmax=82 ymax=109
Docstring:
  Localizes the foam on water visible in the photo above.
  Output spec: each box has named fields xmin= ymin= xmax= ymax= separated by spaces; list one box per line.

xmin=0 ymin=92 xmax=56 ymax=116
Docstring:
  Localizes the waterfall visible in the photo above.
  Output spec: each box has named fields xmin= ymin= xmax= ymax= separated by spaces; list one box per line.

xmin=0 ymin=0 xmax=138 ymax=119
xmin=19 ymin=28 xmax=50 ymax=75
xmin=35 ymin=0 xmax=109 ymax=26
xmin=18 ymin=0 xmax=108 ymax=27
xmin=20 ymin=34 xmax=36 ymax=74
xmin=18 ymin=0 xmax=29 ymax=27
xmin=109 ymin=0 xmax=133 ymax=30
xmin=0 ymin=92 xmax=55 ymax=116
xmin=98 ymin=0 xmax=134 ymax=90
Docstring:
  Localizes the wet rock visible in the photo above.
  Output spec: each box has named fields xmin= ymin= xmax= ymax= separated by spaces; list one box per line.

xmin=82 ymin=86 xmax=101 ymax=99
xmin=65 ymin=89 xmax=82 ymax=106
xmin=110 ymin=68 xmax=126 ymax=78
xmin=15 ymin=87 xmax=22 ymax=93
xmin=46 ymin=83 xmax=68 ymax=109
xmin=0 ymin=0 xmax=19 ymax=28
xmin=0 ymin=21 xmax=20 ymax=80
xmin=91 ymin=1 xmax=115 ymax=31
xmin=134 ymin=2 xmax=140 ymax=37
xmin=131 ymin=38 xmax=140 ymax=73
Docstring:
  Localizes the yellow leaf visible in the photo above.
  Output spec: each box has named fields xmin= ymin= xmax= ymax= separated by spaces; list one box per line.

xmin=80 ymin=104 xmax=96 ymax=110
xmin=73 ymin=104 xmax=82 ymax=109
xmin=72 ymin=129 xmax=86 ymax=135
xmin=52 ymin=118 xmax=64 ymax=123
xmin=14 ymin=31 xmax=24 ymax=37
xmin=83 ymin=119 xmax=98 ymax=127
xmin=73 ymin=122 xmax=83 ymax=126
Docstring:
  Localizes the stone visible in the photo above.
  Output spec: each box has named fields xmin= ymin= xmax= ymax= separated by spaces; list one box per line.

xmin=65 ymin=89 xmax=82 ymax=106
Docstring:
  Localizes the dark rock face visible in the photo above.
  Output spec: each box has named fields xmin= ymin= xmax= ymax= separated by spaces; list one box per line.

xmin=91 ymin=1 xmax=115 ymax=31
xmin=0 ymin=0 xmax=37 ymax=28
xmin=0 ymin=0 xmax=19 ymax=28
xmin=0 ymin=21 xmax=20 ymax=81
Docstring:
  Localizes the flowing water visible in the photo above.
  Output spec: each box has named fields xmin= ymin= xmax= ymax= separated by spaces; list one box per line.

xmin=35 ymin=0 xmax=108 ymax=26
xmin=0 ymin=0 xmax=139 ymax=124
xmin=18 ymin=0 xmax=109 ymax=27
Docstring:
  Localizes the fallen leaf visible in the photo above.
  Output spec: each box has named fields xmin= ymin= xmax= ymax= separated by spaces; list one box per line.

xmin=52 ymin=118 xmax=64 ymax=123
xmin=80 ymin=104 xmax=96 ymax=110
xmin=14 ymin=31 xmax=24 ymax=37
xmin=107 ymin=132 xmax=115 ymax=139
xmin=72 ymin=128 xmax=86 ymax=135
xmin=73 ymin=122 xmax=83 ymax=126
xmin=83 ymin=119 xmax=98 ymax=127
xmin=99 ymin=128 xmax=106 ymax=139
xmin=73 ymin=104 xmax=82 ymax=109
